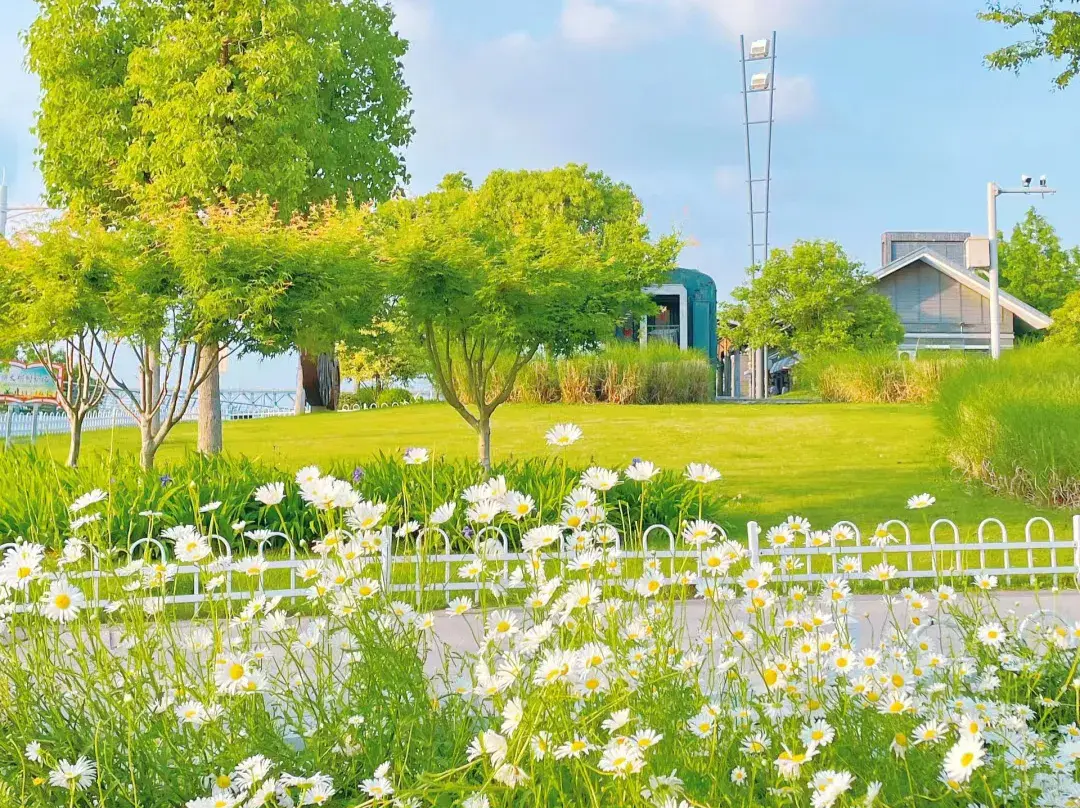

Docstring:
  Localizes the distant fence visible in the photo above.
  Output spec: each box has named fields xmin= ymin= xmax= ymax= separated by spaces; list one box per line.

xmin=1 ymin=403 xmax=299 ymax=448
xmin=6 ymin=515 xmax=1080 ymax=613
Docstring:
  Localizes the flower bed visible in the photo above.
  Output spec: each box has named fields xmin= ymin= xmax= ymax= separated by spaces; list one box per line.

xmin=1 ymin=428 xmax=1079 ymax=807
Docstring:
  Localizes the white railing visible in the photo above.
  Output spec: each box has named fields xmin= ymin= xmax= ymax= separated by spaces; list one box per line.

xmin=6 ymin=515 xmax=1079 ymax=613
xmin=1 ymin=404 xmax=299 ymax=447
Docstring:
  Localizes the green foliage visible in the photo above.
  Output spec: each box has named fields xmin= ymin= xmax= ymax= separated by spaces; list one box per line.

xmin=797 ymin=350 xmax=971 ymax=403
xmin=0 ymin=449 xmax=727 ymax=549
xmin=26 ymin=0 xmax=413 ymax=216
xmin=1048 ymin=289 xmax=1080 ymax=345
xmin=718 ymin=240 xmax=904 ymax=356
xmin=513 ymin=342 xmax=714 ymax=404
xmin=980 ymin=1 xmax=1080 ymax=88
xmin=376 ymin=387 xmax=415 ymax=406
xmin=998 ymin=207 xmax=1080 ymax=313
xmin=338 ymin=388 xmax=378 ymax=409
xmin=936 ymin=344 xmax=1080 ymax=506
xmin=376 ymin=165 xmax=681 ymax=465
xmin=337 ymin=304 xmax=428 ymax=393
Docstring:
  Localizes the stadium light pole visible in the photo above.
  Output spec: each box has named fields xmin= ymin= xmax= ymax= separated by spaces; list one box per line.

xmin=987 ymin=176 xmax=1056 ymax=359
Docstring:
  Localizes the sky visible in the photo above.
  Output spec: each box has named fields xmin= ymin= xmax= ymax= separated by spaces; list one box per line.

xmin=2 ymin=0 xmax=1078 ymax=389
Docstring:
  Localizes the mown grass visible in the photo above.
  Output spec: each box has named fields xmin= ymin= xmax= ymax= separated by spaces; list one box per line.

xmin=22 ymin=401 xmax=1074 ymax=539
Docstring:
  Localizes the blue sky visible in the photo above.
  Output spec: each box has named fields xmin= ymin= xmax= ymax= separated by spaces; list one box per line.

xmin=2 ymin=0 xmax=1078 ymax=388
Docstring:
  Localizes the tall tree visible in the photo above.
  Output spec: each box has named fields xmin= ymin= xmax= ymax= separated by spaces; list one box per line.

xmin=26 ymin=0 xmax=413 ymax=450
xmin=998 ymin=207 xmax=1080 ymax=313
xmin=0 ymin=215 xmax=117 ymax=467
xmin=377 ymin=166 xmax=680 ymax=468
xmin=718 ymin=240 xmax=904 ymax=356
xmin=981 ymin=1 xmax=1080 ymax=88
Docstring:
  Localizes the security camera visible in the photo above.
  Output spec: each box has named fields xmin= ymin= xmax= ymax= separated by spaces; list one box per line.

xmin=1021 ymin=175 xmax=1032 ymax=188
xmin=1040 ymin=175 xmax=1048 ymax=187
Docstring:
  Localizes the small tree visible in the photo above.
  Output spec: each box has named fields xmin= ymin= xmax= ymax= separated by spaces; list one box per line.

xmin=338 ymin=302 xmax=428 ymax=395
xmin=1048 ymin=290 xmax=1080 ymax=346
xmin=91 ymin=199 xmax=382 ymax=470
xmin=718 ymin=240 xmax=904 ymax=356
xmin=377 ymin=166 xmax=679 ymax=468
xmin=998 ymin=208 xmax=1080 ymax=314
xmin=0 ymin=216 xmax=118 ymax=467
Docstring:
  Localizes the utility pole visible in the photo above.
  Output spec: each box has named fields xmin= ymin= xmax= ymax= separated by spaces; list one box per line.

xmin=986 ymin=176 xmax=1056 ymax=358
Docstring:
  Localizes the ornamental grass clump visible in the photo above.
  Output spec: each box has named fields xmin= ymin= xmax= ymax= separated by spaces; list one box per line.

xmin=1 ymin=426 xmax=1080 ymax=807
xmin=936 ymin=344 xmax=1080 ymax=507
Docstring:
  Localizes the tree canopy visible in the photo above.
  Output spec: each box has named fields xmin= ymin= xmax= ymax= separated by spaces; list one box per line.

xmin=718 ymin=240 xmax=905 ymax=356
xmin=1048 ymin=290 xmax=1080 ymax=345
xmin=998 ymin=207 xmax=1080 ymax=314
xmin=981 ymin=1 xmax=1080 ymax=88
xmin=375 ymin=165 xmax=680 ymax=466
xmin=26 ymin=0 xmax=414 ymax=217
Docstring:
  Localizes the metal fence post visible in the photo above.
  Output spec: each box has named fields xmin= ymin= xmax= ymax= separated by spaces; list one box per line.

xmin=1073 ymin=515 xmax=1080 ymax=572
xmin=381 ymin=525 xmax=393 ymax=594
xmin=747 ymin=521 xmax=761 ymax=566
xmin=2 ymin=408 xmax=13 ymax=450
xmin=30 ymin=405 xmax=41 ymax=445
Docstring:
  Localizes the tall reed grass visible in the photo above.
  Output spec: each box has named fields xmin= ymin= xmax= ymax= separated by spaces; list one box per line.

xmin=797 ymin=350 xmax=970 ymax=403
xmin=511 ymin=343 xmax=715 ymax=404
xmin=935 ymin=345 xmax=1080 ymax=507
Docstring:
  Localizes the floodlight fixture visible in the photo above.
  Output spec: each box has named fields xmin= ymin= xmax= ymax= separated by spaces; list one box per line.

xmin=749 ymin=39 xmax=770 ymax=59
xmin=750 ymin=72 xmax=771 ymax=91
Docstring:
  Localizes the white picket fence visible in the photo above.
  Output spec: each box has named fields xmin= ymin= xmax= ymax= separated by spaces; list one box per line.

xmin=6 ymin=514 xmax=1080 ymax=613
xmin=1 ymin=405 xmax=298 ymax=447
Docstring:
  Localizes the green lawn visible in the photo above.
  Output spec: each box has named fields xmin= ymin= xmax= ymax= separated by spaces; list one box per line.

xmin=32 ymin=402 xmax=1073 ymax=537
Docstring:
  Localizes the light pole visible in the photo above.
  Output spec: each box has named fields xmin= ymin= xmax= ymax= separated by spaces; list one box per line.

xmin=987 ymin=175 xmax=1056 ymax=359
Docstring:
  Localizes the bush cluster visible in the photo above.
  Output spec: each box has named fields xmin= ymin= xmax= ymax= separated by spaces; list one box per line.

xmin=338 ymin=387 xmax=415 ymax=409
xmin=935 ymin=345 xmax=1080 ymax=507
xmin=511 ymin=343 xmax=715 ymax=404
xmin=796 ymin=350 xmax=970 ymax=403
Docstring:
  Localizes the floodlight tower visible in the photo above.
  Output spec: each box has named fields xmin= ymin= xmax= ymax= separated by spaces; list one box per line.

xmin=739 ymin=32 xmax=776 ymax=399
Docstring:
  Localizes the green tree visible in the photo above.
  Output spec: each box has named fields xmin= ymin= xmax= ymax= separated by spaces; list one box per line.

xmin=79 ymin=198 xmax=383 ymax=470
xmin=718 ymin=240 xmax=904 ymax=356
xmin=26 ymin=0 xmax=413 ymax=450
xmin=0 ymin=216 xmax=116 ymax=467
xmin=998 ymin=208 xmax=1080 ymax=313
xmin=980 ymin=1 xmax=1080 ymax=88
xmin=377 ymin=166 xmax=680 ymax=468
xmin=1048 ymin=290 xmax=1080 ymax=345
xmin=338 ymin=303 xmax=428 ymax=395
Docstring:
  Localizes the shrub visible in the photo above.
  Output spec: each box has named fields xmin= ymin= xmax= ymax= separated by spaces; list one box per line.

xmin=376 ymin=387 xmax=414 ymax=406
xmin=339 ymin=388 xmax=377 ymax=409
xmin=512 ymin=343 xmax=715 ymax=404
xmin=797 ymin=350 xmax=969 ymax=403
xmin=0 ymin=449 xmax=727 ymax=549
xmin=935 ymin=344 xmax=1080 ymax=507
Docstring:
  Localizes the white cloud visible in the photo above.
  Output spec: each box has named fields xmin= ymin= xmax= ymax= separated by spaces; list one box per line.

xmin=715 ymin=165 xmax=744 ymax=193
xmin=773 ymin=74 xmax=816 ymax=121
xmin=657 ymin=0 xmax=821 ymax=37
xmin=559 ymin=0 xmax=637 ymax=48
xmin=391 ymin=0 xmax=435 ymax=43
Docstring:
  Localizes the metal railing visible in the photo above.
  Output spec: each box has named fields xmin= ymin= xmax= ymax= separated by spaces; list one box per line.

xmin=7 ymin=514 xmax=1079 ymax=613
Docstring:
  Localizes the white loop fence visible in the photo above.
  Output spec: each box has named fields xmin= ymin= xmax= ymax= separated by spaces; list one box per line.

xmin=4 ymin=514 xmax=1080 ymax=614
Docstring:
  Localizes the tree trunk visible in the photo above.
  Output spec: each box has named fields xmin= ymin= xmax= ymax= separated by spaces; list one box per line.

xmin=294 ymin=353 xmax=307 ymax=415
xmin=477 ymin=415 xmax=492 ymax=471
xmin=300 ymin=350 xmax=341 ymax=411
xmin=197 ymin=341 xmax=223 ymax=455
xmin=66 ymin=414 xmax=83 ymax=468
xmin=140 ymin=422 xmax=157 ymax=471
